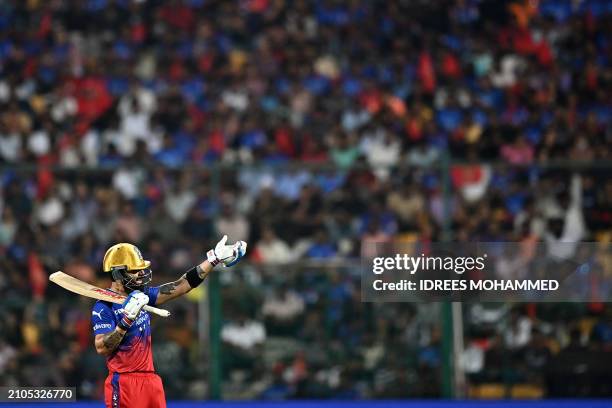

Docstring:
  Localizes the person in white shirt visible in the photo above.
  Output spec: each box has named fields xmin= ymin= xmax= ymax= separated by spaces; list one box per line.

xmin=255 ymin=227 xmax=293 ymax=265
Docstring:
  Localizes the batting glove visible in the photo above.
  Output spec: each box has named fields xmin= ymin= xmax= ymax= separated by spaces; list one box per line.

xmin=207 ymin=235 xmax=248 ymax=267
xmin=118 ymin=291 xmax=149 ymax=330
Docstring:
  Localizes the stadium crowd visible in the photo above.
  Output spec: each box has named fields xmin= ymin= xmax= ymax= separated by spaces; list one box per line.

xmin=0 ymin=0 xmax=611 ymax=400
xmin=0 ymin=0 xmax=610 ymax=168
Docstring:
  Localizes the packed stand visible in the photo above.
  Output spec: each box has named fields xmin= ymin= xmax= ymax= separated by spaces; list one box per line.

xmin=0 ymin=0 xmax=609 ymax=169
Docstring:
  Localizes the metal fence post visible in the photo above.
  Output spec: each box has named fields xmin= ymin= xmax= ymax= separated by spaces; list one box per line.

xmin=440 ymin=151 xmax=455 ymax=398
xmin=209 ymin=164 xmax=222 ymax=399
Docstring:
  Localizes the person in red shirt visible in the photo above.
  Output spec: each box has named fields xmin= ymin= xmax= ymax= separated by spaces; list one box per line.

xmin=92 ymin=237 xmax=247 ymax=408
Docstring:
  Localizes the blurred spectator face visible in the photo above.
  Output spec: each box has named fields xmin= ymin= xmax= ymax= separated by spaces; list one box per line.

xmin=122 ymin=203 xmax=135 ymax=216
xmin=222 ymin=203 xmax=234 ymax=217
xmin=75 ymin=182 xmax=88 ymax=200
xmin=261 ymin=227 xmax=276 ymax=243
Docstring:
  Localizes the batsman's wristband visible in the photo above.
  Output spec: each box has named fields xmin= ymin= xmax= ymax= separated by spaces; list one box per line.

xmin=117 ymin=315 xmax=134 ymax=331
xmin=207 ymin=250 xmax=220 ymax=267
xmin=185 ymin=265 xmax=205 ymax=288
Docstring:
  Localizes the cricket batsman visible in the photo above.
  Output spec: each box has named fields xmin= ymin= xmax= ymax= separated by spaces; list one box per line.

xmin=91 ymin=235 xmax=247 ymax=408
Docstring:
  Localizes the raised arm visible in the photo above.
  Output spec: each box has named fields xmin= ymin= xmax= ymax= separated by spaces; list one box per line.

xmin=154 ymin=236 xmax=247 ymax=306
xmin=155 ymin=261 xmax=213 ymax=305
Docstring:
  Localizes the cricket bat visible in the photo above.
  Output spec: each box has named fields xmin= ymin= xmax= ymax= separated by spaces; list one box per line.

xmin=49 ymin=271 xmax=171 ymax=317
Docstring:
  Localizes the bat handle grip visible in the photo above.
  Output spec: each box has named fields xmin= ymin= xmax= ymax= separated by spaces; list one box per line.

xmin=144 ymin=304 xmax=171 ymax=317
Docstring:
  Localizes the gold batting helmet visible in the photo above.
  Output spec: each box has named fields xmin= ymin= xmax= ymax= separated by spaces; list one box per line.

xmin=103 ymin=243 xmax=151 ymax=272
xmin=103 ymin=243 xmax=152 ymax=292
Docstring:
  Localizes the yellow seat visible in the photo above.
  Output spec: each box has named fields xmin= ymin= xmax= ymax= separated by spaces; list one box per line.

xmin=468 ymin=383 xmax=505 ymax=399
xmin=510 ymin=384 xmax=545 ymax=398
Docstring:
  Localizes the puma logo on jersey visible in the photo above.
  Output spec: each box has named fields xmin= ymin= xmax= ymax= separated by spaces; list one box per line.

xmin=92 ymin=310 xmax=103 ymax=320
